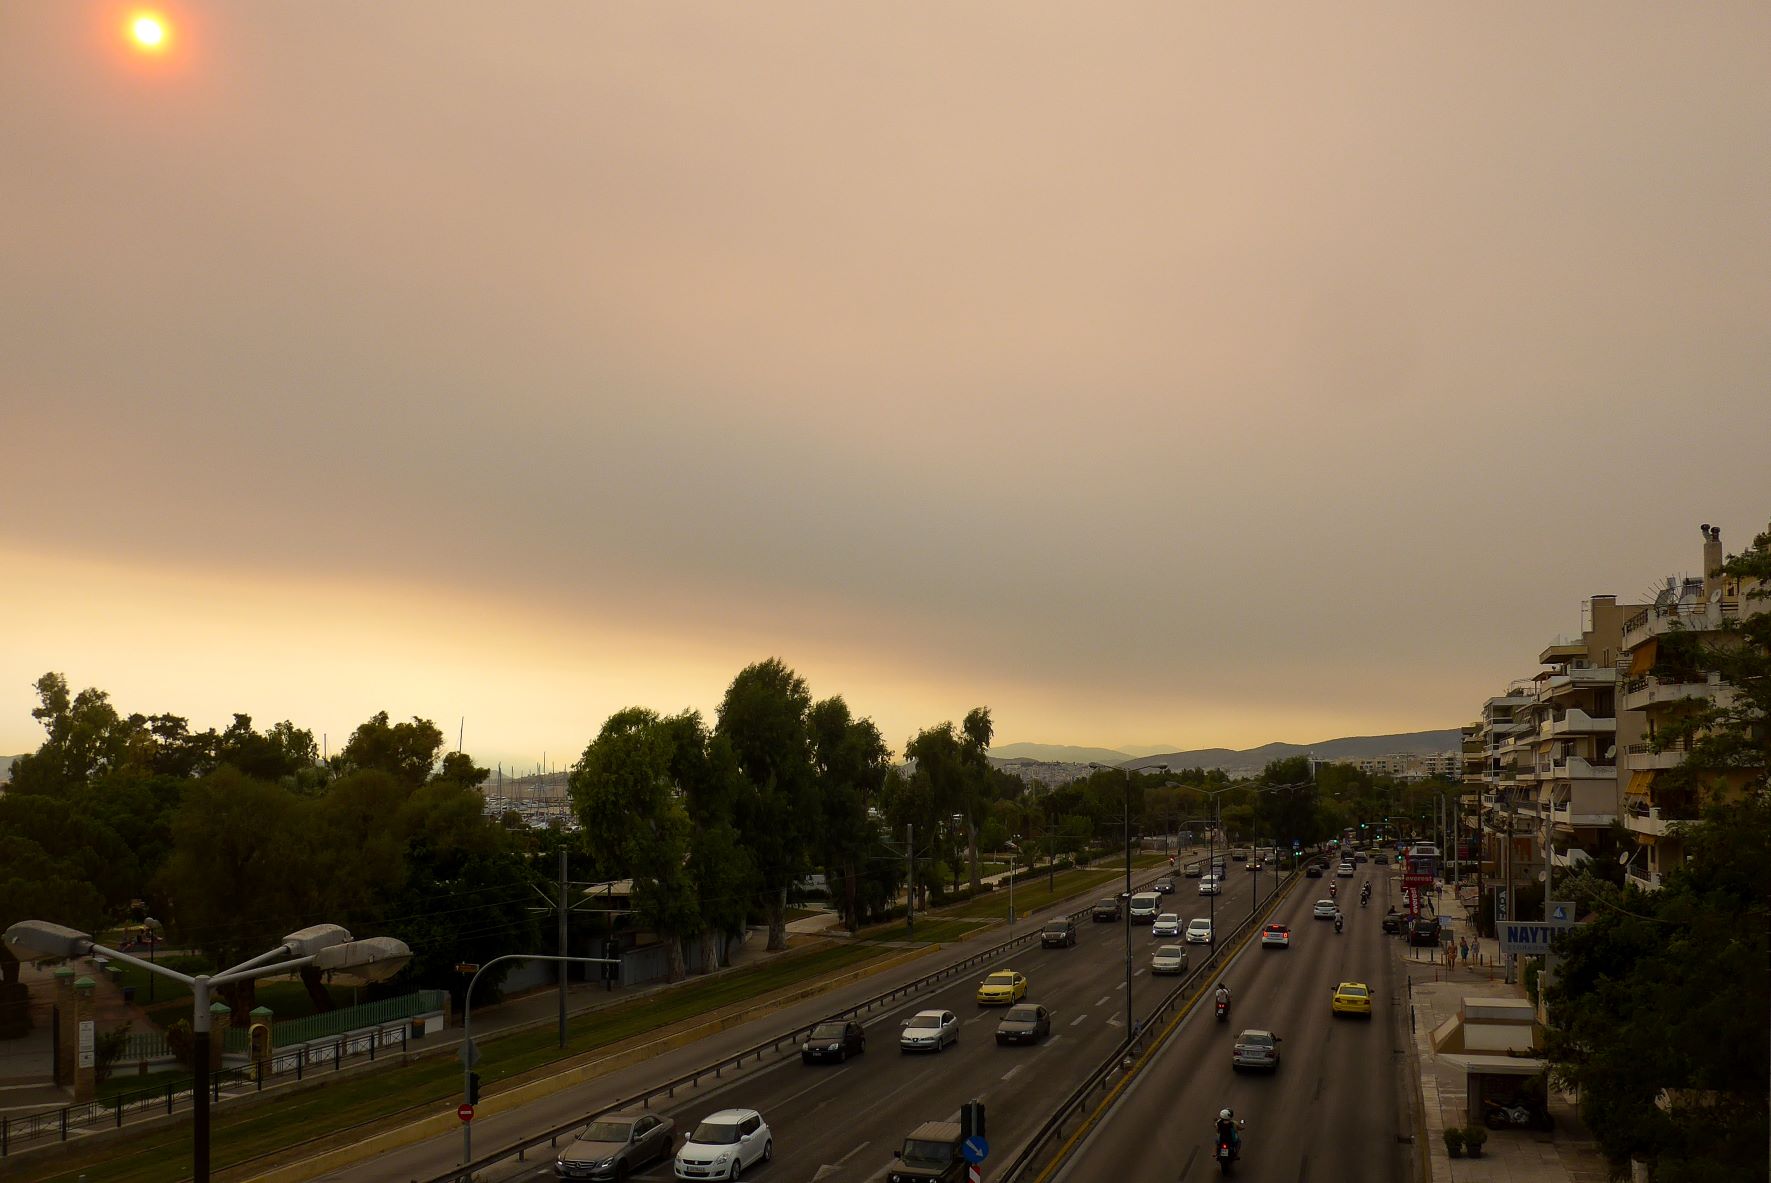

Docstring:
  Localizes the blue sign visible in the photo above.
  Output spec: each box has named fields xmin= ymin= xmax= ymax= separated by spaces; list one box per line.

xmin=1499 ymin=922 xmax=1562 ymax=956
xmin=962 ymin=1136 xmax=989 ymax=1164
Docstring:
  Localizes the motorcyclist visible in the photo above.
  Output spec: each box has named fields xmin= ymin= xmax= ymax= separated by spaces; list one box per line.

xmin=1214 ymin=982 xmax=1231 ymax=1010
xmin=1329 ymin=882 xmax=1337 ymax=899
xmin=1334 ymin=909 xmax=1345 ymax=934
xmin=1215 ymin=1108 xmax=1243 ymax=1158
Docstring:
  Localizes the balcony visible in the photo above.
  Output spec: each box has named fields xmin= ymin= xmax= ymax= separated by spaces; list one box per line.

xmin=1537 ymin=667 xmax=1618 ymax=699
xmin=1542 ymin=710 xmax=1617 ymax=738
xmin=1622 ymin=600 xmax=1737 ymax=650
xmin=1623 ymin=805 xmax=1673 ymax=837
xmin=1619 ymin=674 xmax=1726 ymax=713
xmin=1539 ymin=756 xmax=1617 ymax=781
xmin=1625 ymin=864 xmax=1665 ymax=892
xmin=1626 ymin=742 xmax=1692 ymax=772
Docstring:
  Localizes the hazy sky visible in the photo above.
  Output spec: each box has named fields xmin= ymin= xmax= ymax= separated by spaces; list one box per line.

xmin=4 ymin=3 xmax=1768 ymax=769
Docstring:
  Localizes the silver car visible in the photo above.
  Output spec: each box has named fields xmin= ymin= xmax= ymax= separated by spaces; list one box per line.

xmin=556 ymin=1112 xmax=676 ymax=1180
xmin=899 ymin=1009 xmax=959 ymax=1053
xmin=1231 ymin=1029 xmax=1282 ymax=1072
xmin=1150 ymin=944 xmax=1189 ymax=975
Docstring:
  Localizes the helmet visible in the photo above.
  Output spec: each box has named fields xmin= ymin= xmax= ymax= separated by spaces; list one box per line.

xmin=1219 ymin=1108 xmax=1233 ymax=1120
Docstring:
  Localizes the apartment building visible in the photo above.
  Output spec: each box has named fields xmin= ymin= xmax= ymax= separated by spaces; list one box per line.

xmin=1619 ymin=524 xmax=1767 ymax=890
xmin=1470 ymin=684 xmax=1539 ymax=918
xmin=1526 ymin=595 xmax=1645 ymax=877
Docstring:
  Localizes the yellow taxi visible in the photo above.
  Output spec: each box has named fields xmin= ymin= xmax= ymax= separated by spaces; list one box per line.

xmin=1330 ymin=981 xmax=1372 ymax=1018
xmin=976 ymin=969 xmax=1028 ymax=1005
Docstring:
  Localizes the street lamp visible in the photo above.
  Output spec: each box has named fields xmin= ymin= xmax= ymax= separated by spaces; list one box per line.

xmin=1005 ymin=836 xmax=1021 ymax=925
xmin=1089 ymin=762 xmax=1143 ymax=1040
xmin=3 ymin=920 xmax=411 ymax=1183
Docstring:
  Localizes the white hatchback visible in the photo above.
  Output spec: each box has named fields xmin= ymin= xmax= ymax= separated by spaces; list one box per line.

xmin=1185 ymin=917 xmax=1214 ymax=944
xmin=675 ymin=1108 xmax=771 ymax=1180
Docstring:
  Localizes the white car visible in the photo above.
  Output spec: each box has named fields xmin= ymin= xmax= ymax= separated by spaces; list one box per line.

xmin=1197 ymin=876 xmax=1222 ymax=896
xmin=674 ymin=1108 xmax=771 ymax=1180
xmin=1313 ymin=899 xmax=1338 ymax=919
xmin=899 ymin=1009 xmax=959 ymax=1053
xmin=1151 ymin=913 xmax=1182 ymax=937
xmin=1336 ymin=863 xmax=1356 ymax=878
xmin=1185 ymin=917 xmax=1213 ymax=944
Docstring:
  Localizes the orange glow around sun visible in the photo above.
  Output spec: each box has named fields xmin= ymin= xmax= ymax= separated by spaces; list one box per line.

xmin=127 ymin=11 xmax=171 ymax=53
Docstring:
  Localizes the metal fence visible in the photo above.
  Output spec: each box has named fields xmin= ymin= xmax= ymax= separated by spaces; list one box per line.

xmin=1 ymin=1007 xmax=443 ymax=1158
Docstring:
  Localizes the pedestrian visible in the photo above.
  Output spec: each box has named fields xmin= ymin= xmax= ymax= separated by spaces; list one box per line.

xmin=1459 ymin=936 xmax=1470 ymax=966
xmin=1443 ymin=940 xmax=1455 ymax=971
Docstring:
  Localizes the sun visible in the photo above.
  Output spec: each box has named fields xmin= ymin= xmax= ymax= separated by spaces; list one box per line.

xmin=128 ymin=11 xmax=170 ymax=53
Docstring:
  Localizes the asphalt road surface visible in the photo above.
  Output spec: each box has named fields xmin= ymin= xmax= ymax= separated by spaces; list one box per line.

xmin=1049 ymin=865 xmax=1415 ymax=1183
xmin=306 ymin=851 xmax=1290 ymax=1183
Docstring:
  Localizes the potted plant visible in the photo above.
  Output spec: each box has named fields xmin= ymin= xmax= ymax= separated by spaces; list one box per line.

xmin=1443 ymin=1127 xmax=1466 ymax=1158
xmin=1464 ymin=1126 xmax=1488 ymax=1157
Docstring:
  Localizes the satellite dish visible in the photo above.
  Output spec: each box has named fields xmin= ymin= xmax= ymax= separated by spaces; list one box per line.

xmin=1617 ymin=850 xmax=1632 ymax=866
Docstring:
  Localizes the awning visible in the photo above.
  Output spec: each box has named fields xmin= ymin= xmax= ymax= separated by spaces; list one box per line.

xmin=1625 ymin=770 xmax=1655 ymax=800
xmin=1627 ymin=639 xmax=1659 ymax=676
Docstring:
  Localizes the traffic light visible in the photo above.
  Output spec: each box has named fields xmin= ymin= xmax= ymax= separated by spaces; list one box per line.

xmin=960 ymin=1100 xmax=987 ymax=1139
xmin=467 ymin=1072 xmax=481 ymax=1105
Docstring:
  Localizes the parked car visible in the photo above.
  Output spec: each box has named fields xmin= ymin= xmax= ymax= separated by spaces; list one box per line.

xmin=1406 ymin=916 xmax=1443 ymax=946
xmin=800 ymin=1020 xmax=865 ymax=1064
xmin=1040 ymin=918 xmax=1078 ymax=948
xmin=1092 ymin=898 xmax=1122 ymax=922
xmin=556 ymin=1111 xmax=675 ymax=1181
xmin=673 ymin=1109 xmax=770 ymax=1181
xmin=1150 ymin=944 xmax=1188 ymax=975
xmin=1382 ymin=909 xmax=1404 ymax=934
xmin=900 ymin=1010 xmax=960 ymax=1052
xmin=1231 ymin=1029 xmax=1281 ymax=1072
xmin=994 ymin=1003 xmax=1052 ymax=1045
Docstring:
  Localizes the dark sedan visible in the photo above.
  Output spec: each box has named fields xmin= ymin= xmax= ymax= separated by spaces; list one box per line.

xmin=801 ymin=1019 xmax=866 ymax=1063
xmin=555 ymin=1112 xmax=675 ymax=1180
xmin=1305 ymin=864 xmax=1324 ymax=878
xmin=995 ymin=1003 xmax=1052 ymax=1045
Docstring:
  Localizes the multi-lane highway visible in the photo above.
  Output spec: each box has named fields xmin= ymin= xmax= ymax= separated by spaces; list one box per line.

xmin=305 ymin=852 xmax=1291 ymax=1183
xmin=1052 ymin=864 xmax=1414 ymax=1183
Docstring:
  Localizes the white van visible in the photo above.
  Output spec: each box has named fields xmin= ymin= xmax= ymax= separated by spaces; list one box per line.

xmin=1129 ymin=892 xmax=1161 ymax=923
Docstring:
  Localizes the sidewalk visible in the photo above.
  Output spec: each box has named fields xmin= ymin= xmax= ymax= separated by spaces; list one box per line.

xmin=1400 ymin=887 xmax=1609 ymax=1183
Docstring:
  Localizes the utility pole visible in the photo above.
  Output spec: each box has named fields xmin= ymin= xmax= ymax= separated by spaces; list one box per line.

xmin=905 ymin=822 xmax=915 ymax=939
xmin=557 ymin=847 xmax=569 ymax=1049
xmin=1123 ymin=772 xmax=1133 ymax=1040
xmin=1503 ymin=795 xmax=1516 ymax=983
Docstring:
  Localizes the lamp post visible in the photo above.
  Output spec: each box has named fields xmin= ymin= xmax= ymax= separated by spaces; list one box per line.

xmin=1006 ymin=837 xmax=1021 ymax=925
xmin=1088 ymin=762 xmax=1140 ymax=1040
xmin=4 ymin=920 xmax=411 ymax=1183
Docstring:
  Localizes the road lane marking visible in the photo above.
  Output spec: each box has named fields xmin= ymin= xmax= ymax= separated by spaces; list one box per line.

xmin=1096 ymin=995 xmax=1110 ymax=1007
xmin=813 ymin=1140 xmax=871 ymax=1179
xmin=1002 ymin=1064 xmax=1023 ymax=1081
xmin=1070 ymin=1014 xmax=1089 ymax=1027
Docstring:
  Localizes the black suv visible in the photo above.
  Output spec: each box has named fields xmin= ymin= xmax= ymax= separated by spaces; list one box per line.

xmin=1041 ymin=918 xmax=1078 ymax=947
xmin=1406 ymin=915 xmax=1443 ymax=946
xmin=1091 ymin=898 xmax=1121 ymax=922
xmin=889 ymin=1121 xmax=964 ymax=1183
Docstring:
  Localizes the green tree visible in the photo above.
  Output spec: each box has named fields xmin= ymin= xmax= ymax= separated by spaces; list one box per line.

xmin=958 ymin=708 xmax=995 ymax=895
xmin=717 ymin=660 xmax=818 ymax=951
xmin=570 ymin=708 xmax=700 ymax=980
xmin=335 ymin=711 xmax=445 ymax=787
xmin=809 ymin=697 xmax=889 ymax=932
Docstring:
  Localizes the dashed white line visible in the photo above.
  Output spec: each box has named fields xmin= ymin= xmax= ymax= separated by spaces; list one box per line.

xmin=1001 ymin=1064 xmax=1023 ymax=1081
xmin=1070 ymin=1014 xmax=1089 ymax=1027
xmin=1095 ymin=995 xmax=1110 ymax=1007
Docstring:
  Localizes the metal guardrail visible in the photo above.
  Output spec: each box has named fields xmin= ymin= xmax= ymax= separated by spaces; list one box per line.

xmin=0 ymin=1020 xmax=423 ymax=1157
xmin=419 ymin=863 xmax=1180 ymax=1183
xmin=994 ymin=859 xmax=1312 ymax=1183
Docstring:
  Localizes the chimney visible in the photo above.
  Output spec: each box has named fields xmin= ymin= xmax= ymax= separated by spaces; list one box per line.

xmin=1701 ymin=524 xmax=1723 ymax=600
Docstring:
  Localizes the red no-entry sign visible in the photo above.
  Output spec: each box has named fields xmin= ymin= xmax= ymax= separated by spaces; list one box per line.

xmin=458 ymin=1103 xmax=475 ymax=1123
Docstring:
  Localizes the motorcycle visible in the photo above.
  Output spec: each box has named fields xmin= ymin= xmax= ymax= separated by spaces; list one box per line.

xmin=1360 ymin=893 xmax=1370 ymax=908
xmin=1484 ymin=1098 xmax=1550 ymax=1130
xmin=1214 ymin=997 xmax=1230 ymax=1023
xmin=1213 ymin=1119 xmax=1246 ymax=1175
xmin=1334 ymin=914 xmax=1344 ymax=934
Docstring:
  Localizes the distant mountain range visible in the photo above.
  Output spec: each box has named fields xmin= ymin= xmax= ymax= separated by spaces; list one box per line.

xmin=991 ymin=729 xmax=1460 ymax=774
